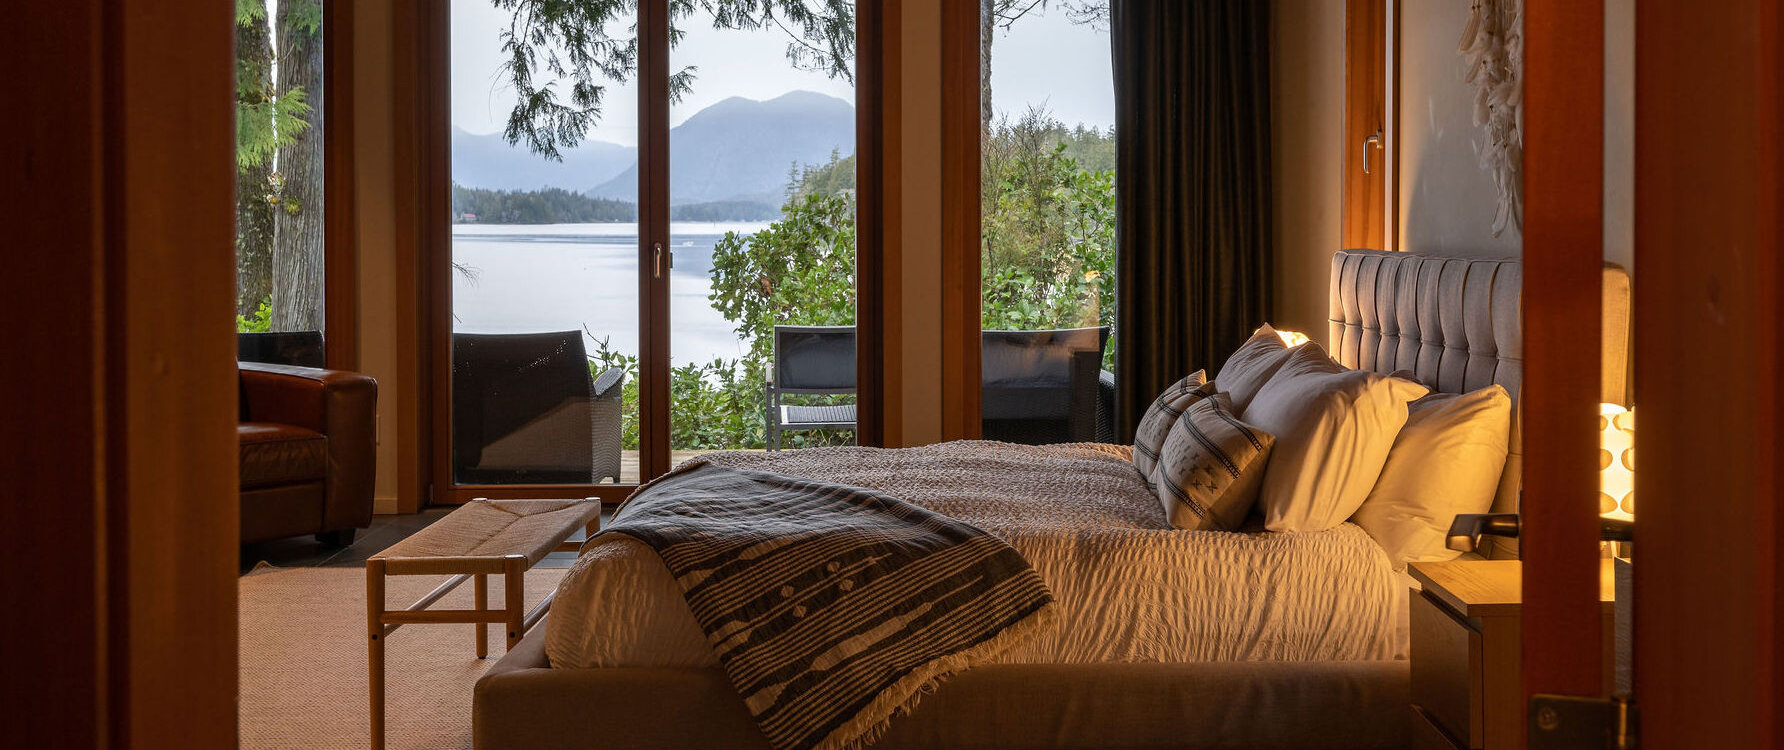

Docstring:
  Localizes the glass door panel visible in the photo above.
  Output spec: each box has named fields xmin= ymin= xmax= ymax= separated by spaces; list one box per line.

xmin=978 ymin=3 xmax=1117 ymax=444
xmin=668 ymin=5 xmax=858 ymax=458
xmin=234 ymin=0 xmax=328 ymax=366
xmin=448 ymin=0 xmax=642 ymax=485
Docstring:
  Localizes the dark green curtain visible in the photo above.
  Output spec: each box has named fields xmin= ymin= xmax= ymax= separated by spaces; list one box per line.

xmin=1112 ymin=0 xmax=1274 ymax=440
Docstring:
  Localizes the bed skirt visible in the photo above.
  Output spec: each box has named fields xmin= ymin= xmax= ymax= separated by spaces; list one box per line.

xmin=475 ymin=627 xmax=1411 ymax=750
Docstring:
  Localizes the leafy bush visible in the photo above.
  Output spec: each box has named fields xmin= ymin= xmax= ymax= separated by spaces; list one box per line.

xmin=237 ymin=297 xmax=273 ymax=333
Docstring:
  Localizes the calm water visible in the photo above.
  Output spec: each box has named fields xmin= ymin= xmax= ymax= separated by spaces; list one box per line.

xmin=451 ymin=222 xmax=772 ymax=365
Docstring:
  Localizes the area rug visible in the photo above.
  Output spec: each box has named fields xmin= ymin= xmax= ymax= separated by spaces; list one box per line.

xmin=239 ymin=565 xmax=566 ymax=750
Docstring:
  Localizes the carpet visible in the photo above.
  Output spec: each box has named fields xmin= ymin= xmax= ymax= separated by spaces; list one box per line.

xmin=239 ymin=565 xmax=567 ymax=750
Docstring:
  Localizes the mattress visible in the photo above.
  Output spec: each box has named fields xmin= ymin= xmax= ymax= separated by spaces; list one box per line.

xmin=545 ymin=441 xmax=1400 ymax=670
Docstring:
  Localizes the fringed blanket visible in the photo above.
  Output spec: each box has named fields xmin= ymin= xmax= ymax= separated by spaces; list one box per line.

xmin=606 ymin=460 xmax=1057 ymax=750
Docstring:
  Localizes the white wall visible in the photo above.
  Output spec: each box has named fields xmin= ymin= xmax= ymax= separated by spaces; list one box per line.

xmin=1396 ymin=0 xmax=1522 ymax=258
xmin=1603 ymin=0 xmax=1634 ymax=272
xmin=1270 ymin=0 xmax=1346 ymax=338
xmin=1271 ymin=0 xmax=1636 ymax=329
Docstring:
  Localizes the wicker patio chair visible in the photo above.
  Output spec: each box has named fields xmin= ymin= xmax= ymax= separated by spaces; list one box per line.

xmin=766 ymin=326 xmax=857 ymax=451
xmin=451 ymin=331 xmax=625 ymax=484
xmin=238 ymin=330 xmax=326 ymax=368
xmin=981 ymin=326 xmax=1113 ymax=445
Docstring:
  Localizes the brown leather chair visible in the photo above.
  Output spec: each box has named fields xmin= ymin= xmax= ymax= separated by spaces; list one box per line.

xmin=238 ymin=362 xmax=377 ymax=546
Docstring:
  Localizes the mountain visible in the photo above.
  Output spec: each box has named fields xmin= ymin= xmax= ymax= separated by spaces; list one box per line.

xmin=450 ymin=127 xmax=634 ymax=192
xmin=588 ymin=90 xmax=855 ymax=206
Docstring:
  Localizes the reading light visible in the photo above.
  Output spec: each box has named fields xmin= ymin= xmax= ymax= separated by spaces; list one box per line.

xmin=1276 ymin=329 xmax=1311 ymax=348
xmin=1599 ymin=403 xmax=1635 ymax=523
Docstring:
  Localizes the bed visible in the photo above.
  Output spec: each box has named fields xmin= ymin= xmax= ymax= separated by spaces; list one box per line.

xmin=473 ymin=250 xmax=1630 ymax=750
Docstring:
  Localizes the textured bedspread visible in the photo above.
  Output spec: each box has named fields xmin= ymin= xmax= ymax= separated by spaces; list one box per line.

xmin=547 ymin=441 xmax=1398 ymax=672
xmin=603 ymin=462 xmax=1055 ymax=750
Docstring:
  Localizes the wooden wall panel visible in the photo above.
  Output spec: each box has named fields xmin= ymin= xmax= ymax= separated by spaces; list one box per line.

xmin=1 ymin=3 xmax=108 ymax=745
xmin=2 ymin=1 xmax=240 ymax=746
xmin=1633 ymin=0 xmax=1783 ymax=746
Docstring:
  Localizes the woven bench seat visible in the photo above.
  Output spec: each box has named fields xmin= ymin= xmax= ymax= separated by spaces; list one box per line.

xmin=375 ymin=499 xmax=602 ymax=572
xmin=367 ymin=497 xmax=600 ymax=750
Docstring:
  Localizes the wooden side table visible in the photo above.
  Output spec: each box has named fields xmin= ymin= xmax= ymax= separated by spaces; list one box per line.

xmin=366 ymin=498 xmax=601 ymax=750
xmin=1405 ymin=559 xmax=1616 ymax=750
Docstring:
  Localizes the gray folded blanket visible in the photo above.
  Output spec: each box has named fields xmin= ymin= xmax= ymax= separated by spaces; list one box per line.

xmin=607 ymin=461 xmax=1057 ymax=750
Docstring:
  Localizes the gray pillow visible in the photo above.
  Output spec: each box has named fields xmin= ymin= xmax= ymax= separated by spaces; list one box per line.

xmin=1131 ymin=372 xmax=1211 ymax=487
xmin=1156 ymin=393 xmax=1276 ymax=531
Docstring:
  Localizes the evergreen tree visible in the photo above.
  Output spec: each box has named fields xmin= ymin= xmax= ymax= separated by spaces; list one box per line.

xmin=272 ymin=0 xmax=327 ymax=333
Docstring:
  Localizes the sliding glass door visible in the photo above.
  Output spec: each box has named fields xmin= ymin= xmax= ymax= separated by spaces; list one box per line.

xmin=669 ymin=3 xmax=859 ymax=458
xmin=443 ymin=0 xmax=859 ymax=500
xmin=978 ymin=3 xmax=1118 ymax=444
xmin=448 ymin=0 xmax=643 ymax=489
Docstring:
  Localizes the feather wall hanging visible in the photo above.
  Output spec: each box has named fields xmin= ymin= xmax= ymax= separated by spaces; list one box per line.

xmin=1458 ymin=0 xmax=1524 ymax=237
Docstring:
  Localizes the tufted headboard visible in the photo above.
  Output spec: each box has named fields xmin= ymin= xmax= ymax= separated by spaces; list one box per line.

xmin=1327 ymin=249 xmax=1631 ymax=558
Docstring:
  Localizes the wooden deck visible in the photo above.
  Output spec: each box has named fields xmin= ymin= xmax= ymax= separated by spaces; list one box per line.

xmin=613 ymin=449 xmax=761 ymax=485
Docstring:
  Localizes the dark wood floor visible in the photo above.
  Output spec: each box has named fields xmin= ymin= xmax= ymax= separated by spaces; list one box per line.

xmin=238 ymin=507 xmax=591 ymax=575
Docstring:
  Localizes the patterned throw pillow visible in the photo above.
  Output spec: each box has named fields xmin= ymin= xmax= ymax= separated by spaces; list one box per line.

xmin=1156 ymin=392 xmax=1276 ymax=531
xmin=1131 ymin=371 xmax=1211 ymax=487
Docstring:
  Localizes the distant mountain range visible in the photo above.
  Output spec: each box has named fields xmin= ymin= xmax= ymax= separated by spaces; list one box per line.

xmin=450 ymin=90 xmax=854 ymax=212
xmin=450 ymin=127 xmax=633 ymax=194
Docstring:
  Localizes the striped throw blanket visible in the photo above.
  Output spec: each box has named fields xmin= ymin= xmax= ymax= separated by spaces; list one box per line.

xmin=606 ymin=461 xmax=1057 ymax=750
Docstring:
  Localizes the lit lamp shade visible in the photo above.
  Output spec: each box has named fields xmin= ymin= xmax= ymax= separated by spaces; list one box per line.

xmin=1599 ymin=404 xmax=1635 ymax=522
xmin=1275 ymin=329 xmax=1312 ymax=348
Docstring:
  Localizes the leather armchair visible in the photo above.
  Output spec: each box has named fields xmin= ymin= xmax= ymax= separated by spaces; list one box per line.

xmin=238 ymin=362 xmax=377 ymax=546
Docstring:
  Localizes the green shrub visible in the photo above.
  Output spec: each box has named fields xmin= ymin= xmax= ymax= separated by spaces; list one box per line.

xmin=236 ymin=297 xmax=273 ymax=333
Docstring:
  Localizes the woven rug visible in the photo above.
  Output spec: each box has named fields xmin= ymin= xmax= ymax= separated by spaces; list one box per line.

xmin=239 ymin=565 xmax=566 ymax=750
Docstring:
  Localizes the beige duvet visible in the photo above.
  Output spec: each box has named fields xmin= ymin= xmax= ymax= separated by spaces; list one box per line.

xmin=545 ymin=441 xmax=1400 ymax=670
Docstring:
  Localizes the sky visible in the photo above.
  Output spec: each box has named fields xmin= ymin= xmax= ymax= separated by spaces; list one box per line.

xmin=450 ymin=0 xmax=1115 ymax=146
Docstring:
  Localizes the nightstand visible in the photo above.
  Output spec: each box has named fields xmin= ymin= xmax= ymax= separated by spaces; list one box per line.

xmin=1405 ymin=560 xmax=1616 ymax=750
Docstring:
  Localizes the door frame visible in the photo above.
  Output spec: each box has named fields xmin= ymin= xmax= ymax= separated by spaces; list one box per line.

xmin=1520 ymin=0 xmax=1610 ymax=709
xmin=1632 ymin=0 xmax=1783 ymax=746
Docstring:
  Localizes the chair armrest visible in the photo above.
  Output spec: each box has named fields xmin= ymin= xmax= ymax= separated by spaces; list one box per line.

xmin=592 ymin=367 xmax=626 ymax=399
xmin=1096 ymin=370 xmax=1117 ymax=443
xmin=241 ymin=362 xmax=375 ymax=430
xmin=240 ymin=362 xmax=377 ymax=530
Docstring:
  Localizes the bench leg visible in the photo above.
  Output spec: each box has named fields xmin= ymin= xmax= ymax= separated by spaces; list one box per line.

xmin=366 ymin=559 xmax=387 ymax=750
xmin=474 ymin=573 xmax=488 ymax=659
xmin=504 ymin=555 xmax=526 ymax=650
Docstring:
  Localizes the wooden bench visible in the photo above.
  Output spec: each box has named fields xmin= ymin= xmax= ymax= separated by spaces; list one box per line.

xmin=366 ymin=498 xmax=601 ymax=750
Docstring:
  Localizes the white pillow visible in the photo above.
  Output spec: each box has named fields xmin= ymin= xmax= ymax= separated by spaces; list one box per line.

xmin=1351 ymin=386 xmax=1512 ymax=568
xmin=1213 ymin=323 xmax=1300 ymax=414
xmin=1131 ymin=372 xmax=1211 ymax=486
xmin=1155 ymin=392 xmax=1275 ymax=531
xmin=1244 ymin=343 xmax=1429 ymax=532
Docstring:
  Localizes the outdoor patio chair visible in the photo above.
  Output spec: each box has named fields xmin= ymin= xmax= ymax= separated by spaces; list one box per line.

xmin=766 ymin=325 xmax=857 ymax=451
xmin=981 ymin=326 xmax=1115 ymax=445
xmin=451 ymin=331 xmax=625 ymax=484
xmin=238 ymin=330 xmax=326 ymax=368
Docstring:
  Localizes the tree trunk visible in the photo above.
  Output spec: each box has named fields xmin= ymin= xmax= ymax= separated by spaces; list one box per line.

xmin=980 ymin=0 xmax=995 ymax=138
xmin=272 ymin=0 xmax=326 ymax=333
xmin=235 ymin=9 xmax=274 ymax=317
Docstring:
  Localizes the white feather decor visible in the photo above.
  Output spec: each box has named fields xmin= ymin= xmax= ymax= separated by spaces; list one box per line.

xmin=1458 ymin=0 xmax=1523 ymax=237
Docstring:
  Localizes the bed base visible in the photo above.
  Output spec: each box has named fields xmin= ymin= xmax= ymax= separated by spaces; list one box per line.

xmin=475 ymin=626 xmax=1410 ymax=750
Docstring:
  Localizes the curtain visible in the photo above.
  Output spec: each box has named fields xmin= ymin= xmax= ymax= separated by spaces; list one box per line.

xmin=1112 ymin=0 xmax=1274 ymax=440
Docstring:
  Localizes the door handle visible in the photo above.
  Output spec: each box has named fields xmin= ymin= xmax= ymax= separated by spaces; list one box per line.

xmin=652 ymin=242 xmax=666 ymax=279
xmin=1363 ymin=130 xmax=1384 ymax=175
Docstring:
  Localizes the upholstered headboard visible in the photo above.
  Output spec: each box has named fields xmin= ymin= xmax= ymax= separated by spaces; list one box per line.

xmin=1328 ymin=249 xmax=1631 ymax=558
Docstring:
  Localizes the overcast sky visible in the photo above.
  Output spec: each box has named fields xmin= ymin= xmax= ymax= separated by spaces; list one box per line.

xmin=450 ymin=1 xmax=1114 ymax=146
